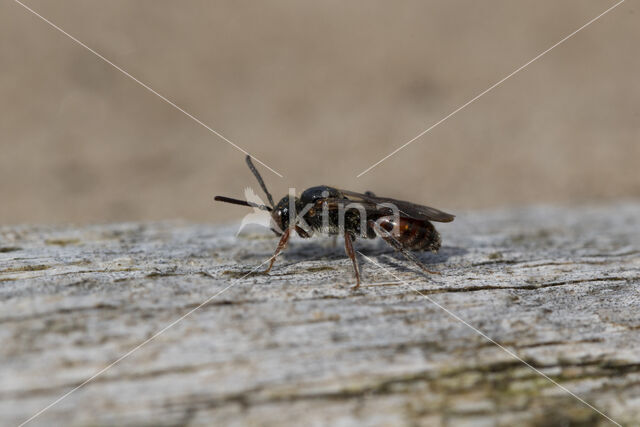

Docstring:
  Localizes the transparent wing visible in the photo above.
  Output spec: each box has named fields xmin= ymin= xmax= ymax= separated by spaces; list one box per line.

xmin=337 ymin=189 xmax=455 ymax=222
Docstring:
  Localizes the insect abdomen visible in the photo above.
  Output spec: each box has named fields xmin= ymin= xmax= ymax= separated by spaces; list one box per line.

xmin=378 ymin=217 xmax=441 ymax=252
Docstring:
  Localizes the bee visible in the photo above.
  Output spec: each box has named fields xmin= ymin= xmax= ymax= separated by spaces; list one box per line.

xmin=215 ymin=156 xmax=454 ymax=288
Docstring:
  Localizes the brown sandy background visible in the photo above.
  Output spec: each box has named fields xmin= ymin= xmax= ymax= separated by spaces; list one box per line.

xmin=1 ymin=0 xmax=638 ymax=225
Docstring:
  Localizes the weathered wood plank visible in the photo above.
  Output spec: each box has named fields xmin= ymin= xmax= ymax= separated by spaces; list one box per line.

xmin=1 ymin=203 xmax=639 ymax=426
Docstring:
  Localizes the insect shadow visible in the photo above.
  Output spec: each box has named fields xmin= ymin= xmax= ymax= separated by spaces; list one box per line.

xmin=376 ymin=245 xmax=467 ymax=275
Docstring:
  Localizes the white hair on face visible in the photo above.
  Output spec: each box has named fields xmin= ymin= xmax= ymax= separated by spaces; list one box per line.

xmin=235 ymin=187 xmax=273 ymax=236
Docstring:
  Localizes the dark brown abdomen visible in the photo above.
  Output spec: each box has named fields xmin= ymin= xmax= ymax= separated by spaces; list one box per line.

xmin=378 ymin=217 xmax=441 ymax=252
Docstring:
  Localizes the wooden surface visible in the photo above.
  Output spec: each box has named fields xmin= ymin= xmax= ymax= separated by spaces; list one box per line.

xmin=1 ymin=203 xmax=639 ymax=426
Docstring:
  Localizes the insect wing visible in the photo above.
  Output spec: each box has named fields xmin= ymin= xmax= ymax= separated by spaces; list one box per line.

xmin=338 ymin=189 xmax=455 ymax=222
xmin=320 ymin=197 xmax=386 ymax=218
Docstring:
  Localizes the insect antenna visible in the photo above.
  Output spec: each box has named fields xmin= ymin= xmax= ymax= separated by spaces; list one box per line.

xmin=214 ymin=196 xmax=272 ymax=212
xmin=245 ymin=155 xmax=275 ymax=208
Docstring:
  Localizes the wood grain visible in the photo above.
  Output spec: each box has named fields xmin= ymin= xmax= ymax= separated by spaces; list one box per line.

xmin=1 ymin=203 xmax=639 ymax=426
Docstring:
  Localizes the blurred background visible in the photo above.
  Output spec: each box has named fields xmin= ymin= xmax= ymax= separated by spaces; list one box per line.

xmin=1 ymin=0 xmax=637 ymax=225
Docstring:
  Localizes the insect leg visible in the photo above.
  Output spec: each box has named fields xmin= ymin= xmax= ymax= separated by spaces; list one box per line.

xmin=295 ymin=225 xmax=312 ymax=238
xmin=344 ymin=232 xmax=361 ymax=288
xmin=264 ymin=227 xmax=291 ymax=273
xmin=368 ymin=220 xmax=440 ymax=275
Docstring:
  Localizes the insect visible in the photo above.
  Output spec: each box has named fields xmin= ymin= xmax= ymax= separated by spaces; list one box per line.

xmin=215 ymin=156 xmax=455 ymax=288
